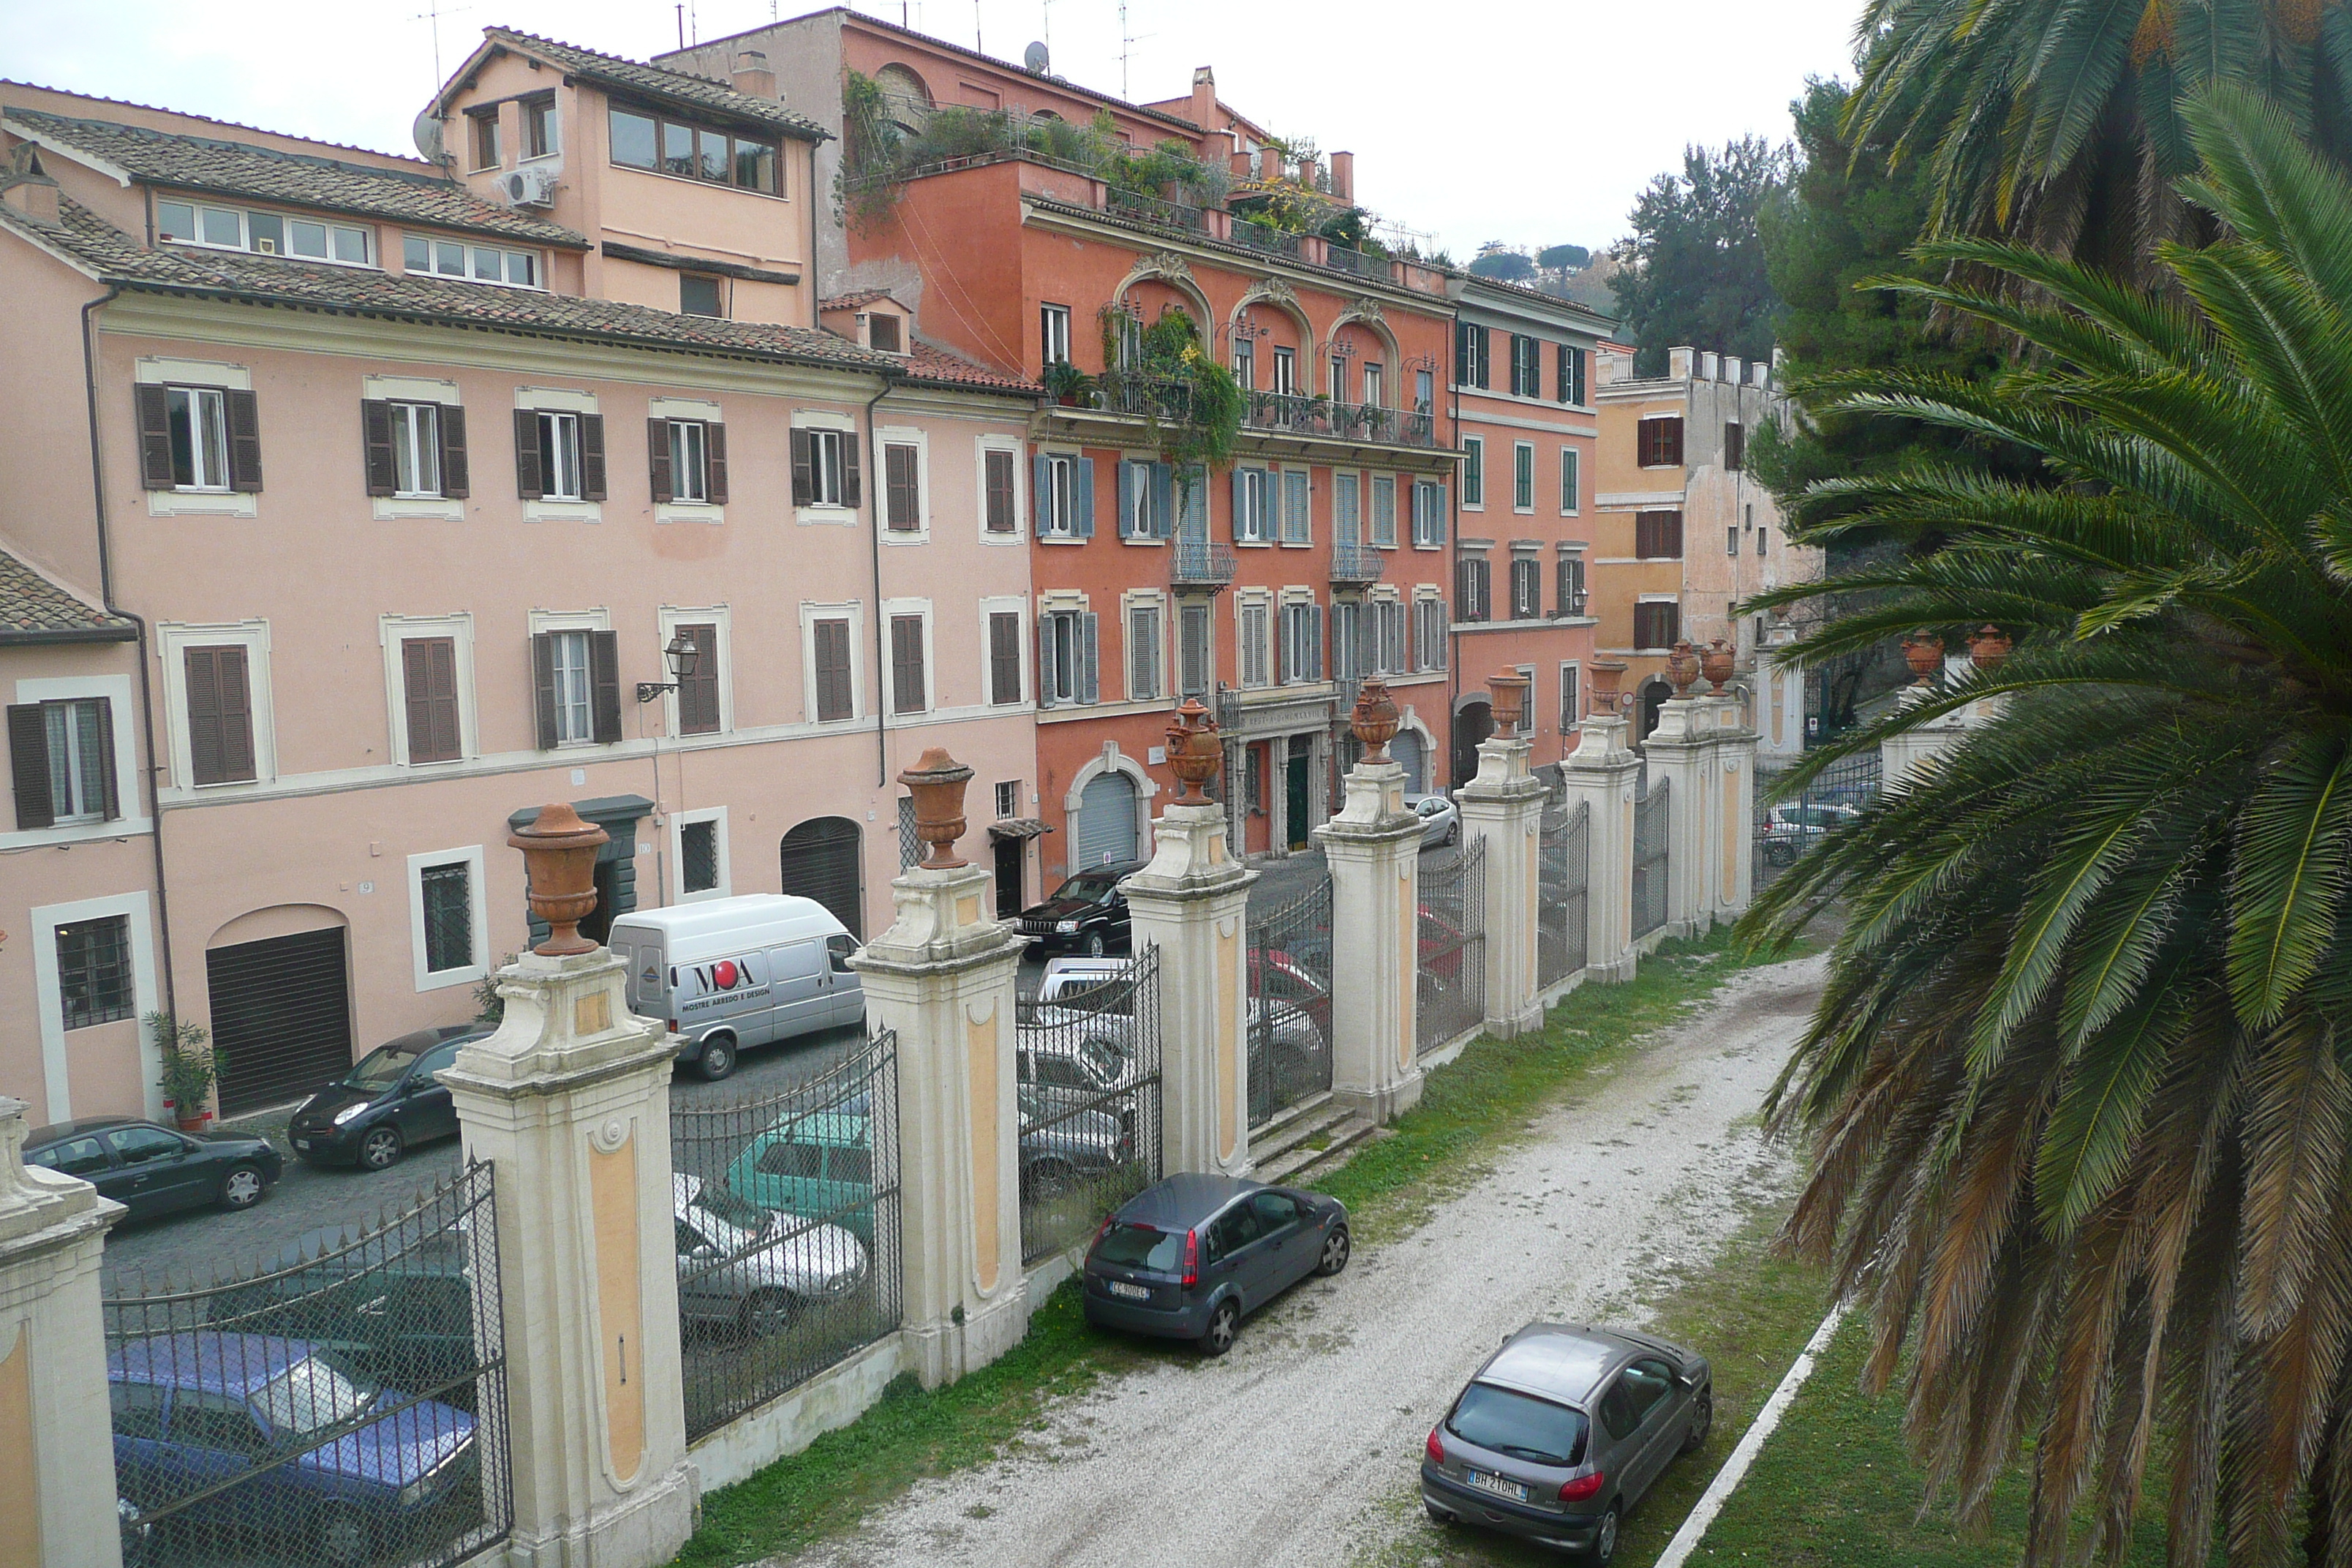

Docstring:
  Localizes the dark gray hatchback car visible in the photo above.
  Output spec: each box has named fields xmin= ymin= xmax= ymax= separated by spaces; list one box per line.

xmin=1422 ymin=1323 xmax=1713 ymax=1563
xmin=1081 ymin=1172 xmax=1349 ymax=1355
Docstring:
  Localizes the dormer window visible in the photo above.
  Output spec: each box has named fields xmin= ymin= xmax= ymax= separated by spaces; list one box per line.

xmin=157 ymin=200 xmax=372 ymax=265
xmin=608 ymin=104 xmax=778 ymax=194
xmin=523 ymin=95 xmax=558 ymax=159
xmin=867 ymin=314 xmax=902 ymax=353
xmin=402 ymin=234 xmax=540 ymax=288
xmin=470 ymin=108 xmax=502 ymax=171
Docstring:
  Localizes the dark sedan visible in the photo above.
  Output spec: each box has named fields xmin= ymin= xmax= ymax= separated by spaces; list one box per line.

xmin=1014 ymin=859 xmax=1147 ymax=958
xmin=288 ymin=1025 xmax=483 ymax=1172
xmin=1082 ymin=1172 xmax=1349 ymax=1356
xmin=26 ymin=1116 xmax=282 ymax=1219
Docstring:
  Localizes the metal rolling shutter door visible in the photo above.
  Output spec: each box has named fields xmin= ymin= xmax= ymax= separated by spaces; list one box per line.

xmin=206 ymin=927 xmax=353 ymax=1114
xmin=779 ymin=817 xmax=864 ymax=940
xmin=1074 ymin=774 xmax=1137 ymax=868
xmin=1392 ymin=731 xmax=1426 ymax=794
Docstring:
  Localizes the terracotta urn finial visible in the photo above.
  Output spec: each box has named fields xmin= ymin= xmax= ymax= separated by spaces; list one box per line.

xmin=1165 ymin=698 xmax=1224 ymax=803
xmin=1967 ymin=625 xmax=2012 ymax=674
xmin=1902 ymin=630 xmax=1946 ymax=686
xmin=1350 ymin=678 xmax=1401 ymax=762
xmin=1665 ymin=639 xmax=1702 ymax=698
xmin=898 ymin=746 xmax=976 ymax=869
xmin=1588 ymin=660 xmax=1629 ymax=717
xmin=1701 ymin=636 xmax=1736 ymax=692
xmin=1487 ymin=671 xmax=1530 ymax=739
xmin=509 ymin=802 xmax=610 ymax=956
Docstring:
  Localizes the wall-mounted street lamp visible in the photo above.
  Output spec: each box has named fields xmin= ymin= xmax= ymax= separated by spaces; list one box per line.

xmin=636 ymin=629 xmax=701 ymax=704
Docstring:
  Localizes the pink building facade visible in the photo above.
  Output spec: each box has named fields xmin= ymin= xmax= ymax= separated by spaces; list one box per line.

xmin=0 ymin=37 xmax=1040 ymax=1123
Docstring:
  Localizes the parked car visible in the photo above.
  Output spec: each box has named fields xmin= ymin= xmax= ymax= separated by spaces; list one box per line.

xmin=671 ymin=1174 xmax=867 ymax=1337
xmin=208 ymin=1225 xmax=485 ymax=1408
xmin=1758 ymin=802 xmax=1861 ymax=866
xmin=1420 ymin=1322 xmax=1713 ymax=1563
xmin=1406 ymin=793 xmax=1460 ymax=849
xmin=610 ymin=894 xmax=865 ymax=1082
xmin=288 ymin=1025 xmax=483 ymax=1171
xmin=1014 ymin=860 xmax=1147 ymax=957
xmin=1082 ymin=1172 xmax=1350 ymax=1357
xmin=1035 ymin=954 xmax=1137 ymax=1006
xmin=109 ymin=1331 xmax=478 ymax=1567
xmin=26 ymin=1117 xmax=282 ymax=1219
xmin=725 ymin=1103 xmax=883 ymax=1243
xmin=1014 ymin=1085 xmax=1134 ymax=1200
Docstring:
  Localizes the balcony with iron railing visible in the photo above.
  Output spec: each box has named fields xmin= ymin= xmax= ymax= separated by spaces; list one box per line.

xmin=1104 ymin=185 xmax=1210 ymax=235
xmin=1329 ymin=542 xmax=1385 ymax=587
xmin=1243 ymin=391 xmax=1439 ymax=450
xmin=1171 ymin=534 xmax=1238 ymax=589
xmin=1093 ymin=371 xmax=1196 ymax=421
xmin=1232 ymin=216 xmax=1303 ymax=258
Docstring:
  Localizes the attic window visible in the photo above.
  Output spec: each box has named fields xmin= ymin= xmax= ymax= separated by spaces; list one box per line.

xmin=157 ymin=200 xmax=373 ymax=265
xmin=608 ymin=104 xmax=778 ymax=194
xmin=867 ymin=314 xmax=902 ymax=353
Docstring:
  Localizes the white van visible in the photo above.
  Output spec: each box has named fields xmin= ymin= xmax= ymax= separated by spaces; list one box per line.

xmin=609 ymin=895 xmax=864 ymax=1082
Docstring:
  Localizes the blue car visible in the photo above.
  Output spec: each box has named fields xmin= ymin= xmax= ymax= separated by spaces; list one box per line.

xmin=110 ymin=1331 xmax=477 ymax=1566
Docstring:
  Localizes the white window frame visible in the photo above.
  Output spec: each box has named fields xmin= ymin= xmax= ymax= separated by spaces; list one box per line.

xmin=788 ymin=411 xmax=856 ymax=523
xmin=976 ymin=434 xmax=1026 ymax=543
xmin=1370 ymin=472 xmax=1398 ymax=548
xmin=156 ymin=619 xmax=275 ymax=793
xmin=1041 ymin=303 xmax=1074 ymax=365
xmin=1561 ymin=446 xmax=1581 ymax=515
xmin=30 ymin=891 xmax=160 ymax=1123
xmin=1271 ymin=345 xmax=1297 ymax=397
xmin=539 ymin=410 xmax=584 ymax=502
xmin=388 ymin=400 xmax=442 ymax=499
xmin=1235 ymin=591 xmax=1273 ymax=689
xmin=1122 ymin=457 xmax=1157 ymax=540
xmin=658 ymin=604 xmax=733 ymax=737
xmin=1123 ymin=592 xmax=1166 ymax=703
xmin=1560 ymin=661 xmax=1583 ymax=732
xmin=407 ymin=844 xmax=489 ymax=992
xmin=799 ymin=600 xmax=866 ymax=725
xmin=550 ymin=627 xmax=593 ymax=745
xmin=1510 ymin=552 xmax=1543 ymax=619
xmin=1039 ymin=451 xmax=1080 ymax=539
xmin=524 ymin=606 xmax=611 ymax=749
xmin=4 ymin=676 xmax=145 ymax=849
xmin=881 ymin=597 xmax=936 ymax=717
xmin=403 ymin=233 xmax=542 ymax=289
xmin=1368 ymin=589 xmax=1406 ymax=676
xmin=137 ymin=358 xmax=255 ymax=516
xmin=979 ymin=595 xmax=1030 ymax=708
xmin=365 ymin=375 xmax=464 ymax=519
xmin=671 ymin=805 xmax=732 ymax=903
xmin=165 ymin=385 xmax=232 ymax=493
xmin=379 ymin=611 xmax=478 ymax=767
xmin=1041 ymin=603 xmax=1087 ymax=706
xmin=1236 ymin=467 xmax=1273 ymax=544
xmin=1412 ymin=480 xmax=1447 ymax=549
xmin=1280 ymin=597 xmax=1316 ymax=685
xmin=1461 ymin=436 xmax=1484 ymax=510
xmin=34 ymin=698 xmax=110 ymax=825
xmin=1513 ymin=441 xmax=1536 ymax=513
xmin=1414 ymin=588 xmax=1450 ymax=672
xmin=670 ymin=418 xmax=709 ymax=504
xmin=876 ymin=425 xmax=931 ymax=543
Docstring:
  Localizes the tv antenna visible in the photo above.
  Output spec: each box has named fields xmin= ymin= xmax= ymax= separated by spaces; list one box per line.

xmin=1117 ymin=0 xmax=1153 ymax=100
xmin=412 ymin=0 xmax=470 ymax=93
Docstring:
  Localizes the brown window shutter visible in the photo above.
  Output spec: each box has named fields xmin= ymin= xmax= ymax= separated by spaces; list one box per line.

xmin=840 ymin=431 xmax=862 ymax=508
xmin=578 ymin=413 xmax=608 ymax=501
xmin=676 ymin=622 xmax=720 ymax=734
xmin=885 ymin=444 xmax=919 ymax=529
xmin=513 ymin=410 xmax=545 ymax=500
xmin=814 ymin=619 xmax=851 ymax=720
xmin=647 ymin=417 xmax=674 ymax=503
xmin=186 ymin=646 xmax=256 ymax=785
xmin=531 ymin=632 xmax=559 ymax=748
xmin=361 ymin=399 xmax=396 ymax=496
xmin=790 ymin=429 xmax=814 ymax=506
xmin=984 ymin=450 xmax=1014 ymax=532
xmin=92 ymin=698 xmax=119 ymax=819
xmin=7 ymin=704 xmax=53 ymax=829
xmin=439 ymin=405 xmax=470 ymax=498
xmin=1723 ymin=421 xmax=1744 ymax=470
xmin=403 ymin=636 xmax=461 ymax=763
xmin=185 ymin=649 xmax=221 ymax=783
xmin=225 ymin=389 xmax=263 ymax=491
xmin=1664 ymin=418 xmax=1684 ymax=467
xmin=134 ymin=384 xmax=175 ymax=490
xmin=217 ymin=647 xmax=255 ymax=780
xmin=589 ymin=628 xmax=621 ymax=742
xmin=989 ymin=612 xmax=1019 ymax=704
xmin=890 ymin=614 xmax=924 ymax=713
xmin=706 ymin=423 xmax=728 ymax=505
xmin=1664 ymin=510 xmax=1683 ymax=557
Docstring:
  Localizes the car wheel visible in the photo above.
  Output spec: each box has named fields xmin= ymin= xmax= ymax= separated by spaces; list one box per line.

xmin=315 ymin=1503 xmax=369 ymax=1567
xmin=1445 ymin=820 xmax=1459 ymax=847
xmin=697 ymin=1037 xmax=736 ymax=1082
xmin=217 ymin=1163 xmax=266 ymax=1210
xmin=357 ymin=1127 xmax=403 ymax=1172
xmin=1588 ymin=1503 xmax=1621 ymax=1565
xmin=1083 ymin=932 xmax=1107 ymax=958
xmin=1766 ymin=843 xmax=1793 ymax=867
xmin=1315 ymin=1224 xmax=1351 ymax=1277
xmin=1198 ymin=1297 xmax=1239 ymax=1357
xmin=738 ymin=1288 xmax=798 ymax=1339
xmin=1681 ymin=1384 xmax=1714 ymax=1452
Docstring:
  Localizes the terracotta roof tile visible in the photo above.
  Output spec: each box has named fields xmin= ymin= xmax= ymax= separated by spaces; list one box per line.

xmin=819 ymin=288 xmax=897 ymax=310
xmin=900 ymin=341 xmax=1039 ymax=393
xmin=4 ymin=107 xmax=584 ymax=246
xmin=0 ymin=547 xmax=132 ymax=642
xmin=483 ymin=28 xmax=828 ymax=142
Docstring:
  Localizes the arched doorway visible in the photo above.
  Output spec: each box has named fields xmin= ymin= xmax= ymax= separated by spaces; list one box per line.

xmin=1638 ymin=679 xmax=1673 ymax=746
xmin=1072 ymin=772 xmax=1139 ymax=869
xmin=1452 ymin=699 xmax=1494 ymax=788
xmin=1392 ymin=730 xmax=1428 ymax=794
xmin=779 ymin=816 xmax=864 ymax=938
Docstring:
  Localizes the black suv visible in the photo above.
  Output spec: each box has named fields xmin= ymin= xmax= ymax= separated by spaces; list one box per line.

xmin=1015 ymin=859 xmax=1146 ymax=957
xmin=288 ymin=1025 xmax=485 ymax=1171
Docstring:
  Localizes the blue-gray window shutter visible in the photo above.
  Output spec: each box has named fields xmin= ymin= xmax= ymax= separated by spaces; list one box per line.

xmin=1151 ymin=462 xmax=1175 ymax=538
xmin=1310 ymin=604 xmax=1324 ymax=682
xmin=1074 ymin=457 xmax=1096 ymax=538
xmin=1033 ymin=452 xmax=1051 ymax=530
xmin=1037 ymin=618 xmax=1056 ymax=708
xmin=1117 ymin=460 xmax=1138 ymax=538
xmin=1231 ymin=467 xmax=1248 ymax=540
xmin=1079 ymin=611 xmax=1100 ymax=704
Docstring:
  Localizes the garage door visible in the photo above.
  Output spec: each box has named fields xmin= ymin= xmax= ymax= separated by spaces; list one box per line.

xmin=1392 ymin=731 xmax=1427 ymax=794
xmin=780 ymin=816 xmax=864 ymax=938
xmin=207 ymin=927 xmax=352 ymax=1115
xmin=1073 ymin=773 xmax=1138 ymax=868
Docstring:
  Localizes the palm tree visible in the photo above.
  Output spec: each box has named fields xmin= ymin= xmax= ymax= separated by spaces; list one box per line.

xmin=1744 ymin=88 xmax=2352 ymax=1567
xmin=1845 ymin=0 xmax=2352 ymax=281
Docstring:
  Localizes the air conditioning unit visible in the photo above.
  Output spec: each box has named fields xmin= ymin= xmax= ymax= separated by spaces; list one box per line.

xmin=502 ymin=167 xmax=559 ymax=208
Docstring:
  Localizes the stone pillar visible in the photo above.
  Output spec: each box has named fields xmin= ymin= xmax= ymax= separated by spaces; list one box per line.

xmin=1560 ymin=714 xmax=1640 ymax=981
xmin=444 ymin=954 xmax=692 ymax=1568
xmin=0 ymin=1097 xmax=124 ymax=1568
xmin=1718 ymin=712 xmax=1758 ymax=922
xmin=1640 ymin=695 xmax=1725 ymax=937
xmin=1123 ymin=802 xmax=1255 ymax=1176
xmin=1313 ymin=756 xmax=1422 ymax=1122
xmin=1881 ymin=688 xmax=1969 ymax=792
xmin=850 ymin=750 xmax=1025 ymax=1388
xmin=1455 ymin=732 xmax=1547 ymax=1037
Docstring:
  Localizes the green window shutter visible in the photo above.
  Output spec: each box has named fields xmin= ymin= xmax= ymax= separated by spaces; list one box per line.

xmin=1074 ymin=457 xmax=1096 ymax=538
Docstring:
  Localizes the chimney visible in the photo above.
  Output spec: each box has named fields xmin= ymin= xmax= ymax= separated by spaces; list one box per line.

xmin=1258 ymin=146 xmax=1282 ymax=182
xmin=1753 ymin=358 xmax=1773 ymax=388
xmin=1329 ymin=150 xmax=1354 ymax=203
xmin=1700 ymin=350 xmax=1719 ymax=381
xmin=1722 ymin=355 xmax=1741 ymax=384
xmin=1297 ymin=154 xmax=1319 ymax=191
xmin=1597 ymin=349 xmax=1627 ymax=385
xmin=1229 ymin=148 xmax=1253 ymax=180
xmin=0 ymin=146 xmax=61 ymax=227
xmin=1669 ymin=346 xmax=1695 ymax=380
xmin=1189 ymin=67 xmax=1217 ymax=131
xmin=732 ymin=50 xmax=776 ymax=99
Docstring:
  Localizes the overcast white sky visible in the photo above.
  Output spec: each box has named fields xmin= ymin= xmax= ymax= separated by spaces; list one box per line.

xmin=0 ymin=0 xmax=1861 ymax=257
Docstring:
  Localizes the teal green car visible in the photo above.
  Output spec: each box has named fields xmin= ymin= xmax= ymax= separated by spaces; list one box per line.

xmin=724 ymin=1109 xmax=878 ymax=1243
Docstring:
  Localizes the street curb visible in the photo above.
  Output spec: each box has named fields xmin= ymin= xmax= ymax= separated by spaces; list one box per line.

xmin=1652 ymin=1300 xmax=1847 ymax=1568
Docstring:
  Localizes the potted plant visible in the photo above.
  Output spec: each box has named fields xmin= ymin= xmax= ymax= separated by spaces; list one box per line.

xmin=149 ymin=1011 xmax=219 ymax=1131
xmin=1041 ymin=359 xmax=1096 ymax=407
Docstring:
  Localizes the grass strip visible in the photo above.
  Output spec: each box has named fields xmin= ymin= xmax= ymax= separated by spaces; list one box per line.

xmin=675 ymin=928 xmax=1790 ymax=1567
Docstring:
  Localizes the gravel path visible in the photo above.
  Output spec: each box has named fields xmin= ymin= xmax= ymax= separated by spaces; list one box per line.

xmin=769 ymin=949 xmax=1826 ymax=1568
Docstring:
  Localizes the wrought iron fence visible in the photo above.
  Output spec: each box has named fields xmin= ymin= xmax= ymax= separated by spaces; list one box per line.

xmin=1324 ymin=244 xmax=1393 ymax=282
xmin=1632 ymin=774 xmax=1672 ymax=939
xmin=1248 ymin=878 xmax=1334 ymax=1128
xmin=1232 ymin=216 xmax=1301 ymax=257
xmin=106 ymin=1161 xmax=510 ymax=1568
xmin=1240 ymin=393 xmax=1439 ymax=449
xmin=1417 ymin=838 xmax=1488 ymax=1054
xmin=669 ymin=1030 xmax=902 ymax=1442
xmin=1104 ymin=186 xmax=1208 ymax=233
xmin=1014 ymin=946 xmax=1164 ymax=1264
xmin=1754 ymin=751 xmax=1882 ymax=888
xmin=1538 ymin=799 xmax=1591 ymax=990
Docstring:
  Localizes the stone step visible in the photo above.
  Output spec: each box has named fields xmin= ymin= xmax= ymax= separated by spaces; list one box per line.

xmin=1250 ymin=1093 xmax=1346 ymax=1164
xmin=1254 ymin=1107 xmax=1377 ymax=1186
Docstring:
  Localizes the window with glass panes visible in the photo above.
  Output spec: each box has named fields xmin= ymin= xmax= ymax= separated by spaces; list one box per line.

xmin=1415 ymin=597 xmax=1450 ymax=669
xmin=1462 ymin=437 xmax=1484 ymax=507
xmin=33 ymin=699 xmax=113 ymax=823
xmin=418 ymin=860 xmax=474 ymax=974
xmin=1511 ymin=334 xmax=1542 ymax=398
xmin=549 ymin=630 xmax=592 ymax=742
xmin=56 ymin=915 xmax=132 ymax=1029
xmin=607 ymin=105 xmax=778 ymax=192
xmin=1371 ymin=475 xmax=1398 ymax=546
xmin=1127 ymin=602 xmax=1163 ymax=700
xmin=681 ymin=818 xmax=720 ymax=894
xmin=1239 ymin=600 xmax=1271 ymax=687
xmin=387 ymin=402 xmax=442 ymax=496
xmin=1559 ymin=665 xmax=1580 ymax=731
xmin=1510 ymin=556 xmax=1542 ymax=618
xmin=403 ymin=234 xmax=539 ymax=287
xmin=157 ymin=201 xmax=372 ymax=265
xmin=1413 ymin=480 xmax=1447 ymax=546
xmin=1513 ymin=442 xmax=1534 ymax=510
xmin=165 ymin=386 xmax=231 ymax=490
xmin=1557 ymin=554 xmax=1588 ymax=616
xmin=1372 ymin=599 xmax=1406 ymax=674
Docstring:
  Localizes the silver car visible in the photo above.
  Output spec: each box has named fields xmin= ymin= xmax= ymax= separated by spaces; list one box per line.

xmin=671 ymin=1174 xmax=867 ymax=1337
xmin=1406 ymin=793 xmax=1460 ymax=848
xmin=1421 ymin=1322 xmax=1712 ymax=1563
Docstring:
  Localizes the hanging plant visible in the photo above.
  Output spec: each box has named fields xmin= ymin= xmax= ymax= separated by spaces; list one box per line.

xmin=1093 ymin=306 xmax=1243 ymax=467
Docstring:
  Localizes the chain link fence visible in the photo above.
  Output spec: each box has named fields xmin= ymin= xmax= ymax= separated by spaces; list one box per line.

xmin=1538 ymin=799 xmax=1591 ymax=990
xmin=1417 ymin=837 xmax=1488 ymax=1054
xmin=1014 ymin=946 xmax=1163 ymax=1264
xmin=1248 ymin=877 xmax=1334 ymax=1128
xmin=669 ymin=1030 xmax=902 ymax=1442
xmin=106 ymin=1161 xmax=510 ymax=1568
xmin=1632 ymin=774 xmax=1672 ymax=940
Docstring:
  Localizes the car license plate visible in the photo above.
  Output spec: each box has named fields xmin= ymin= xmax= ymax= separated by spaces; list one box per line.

xmin=1466 ymin=1470 xmax=1528 ymax=1503
xmin=1106 ymin=1280 xmax=1149 ymax=1300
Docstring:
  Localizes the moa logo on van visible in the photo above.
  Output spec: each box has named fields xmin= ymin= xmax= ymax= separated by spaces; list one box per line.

xmin=676 ymin=952 xmax=772 ymax=1016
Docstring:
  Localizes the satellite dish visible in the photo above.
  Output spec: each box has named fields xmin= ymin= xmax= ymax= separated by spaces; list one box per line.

xmin=412 ymin=108 xmax=446 ymax=165
xmin=1023 ymin=40 xmax=1050 ymax=74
